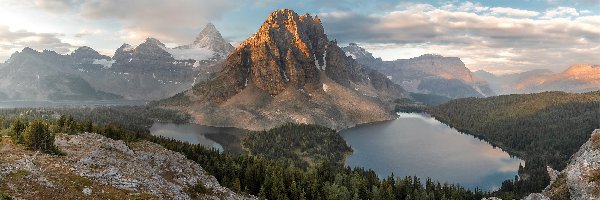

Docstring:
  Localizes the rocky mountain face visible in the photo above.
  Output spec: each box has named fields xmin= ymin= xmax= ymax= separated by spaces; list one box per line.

xmin=522 ymin=129 xmax=600 ymax=200
xmin=0 ymin=23 xmax=234 ymax=101
xmin=0 ymin=133 xmax=253 ymax=199
xmin=176 ymin=23 xmax=235 ymax=61
xmin=342 ymin=43 xmax=495 ymax=99
xmin=0 ymin=48 xmax=121 ymax=101
xmin=475 ymin=65 xmax=600 ymax=95
xmin=162 ymin=9 xmax=408 ymax=131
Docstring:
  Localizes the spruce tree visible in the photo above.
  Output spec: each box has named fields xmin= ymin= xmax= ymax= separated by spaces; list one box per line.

xmin=23 ymin=120 xmax=58 ymax=154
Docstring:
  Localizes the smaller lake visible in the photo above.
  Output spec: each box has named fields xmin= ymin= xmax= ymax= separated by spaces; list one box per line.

xmin=0 ymin=100 xmax=147 ymax=108
xmin=341 ymin=113 xmax=523 ymax=191
xmin=149 ymin=123 xmax=245 ymax=152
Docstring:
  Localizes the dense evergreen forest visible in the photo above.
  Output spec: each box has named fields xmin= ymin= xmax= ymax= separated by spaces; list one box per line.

xmin=0 ymin=110 xmax=487 ymax=200
xmin=0 ymin=106 xmax=190 ymax=133
xmin=429 ymin=91 xmax=600 ymax=198
xmin=242 ymin=123 xmax=352 ymax=167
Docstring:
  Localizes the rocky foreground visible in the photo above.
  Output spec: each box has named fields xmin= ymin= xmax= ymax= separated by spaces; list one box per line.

xmin=0 ymin=133 xmax=254 ymax=199
xmin=522 ymin=129 xmax=600 ymax=200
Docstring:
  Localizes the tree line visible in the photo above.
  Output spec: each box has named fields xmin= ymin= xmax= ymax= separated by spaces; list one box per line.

xmin=0 ymin=110 xmax=487 ymax=199
xmin=428 ymin=91 xmax=600 ymax=199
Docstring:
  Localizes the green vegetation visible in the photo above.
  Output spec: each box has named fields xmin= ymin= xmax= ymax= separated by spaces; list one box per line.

xmin=0 ymin=106 xmax=190 ymax=133
xmin=242 ymin=123 xmax=352 ymax=167
xmin=417 ymin=79 xmax=481 ymax=99
xmin=545 ymin=174 xmax=570 ymax=200
xmin=393 ymin=98 xmax=428 ymax=113
xmin=410 ymin=92 xmax=452 ymax=106
xmin=7 ymin=170 xmax=29 ymax=180
xmin=428 ymin=91 xmax=600 ymax=198
xmin=6 ymin=117 xmax=62 ymax=154
xmin=154 ymin=92 xmax=191 ymax=106
xmin=0 ymin=191 xmax=10 ymax=200
xmin=186 ymin=182 xmax=212 ymax=198
xmin=592 ymin=134 xmax=600 ymax=150
xmin=22 ymin=120 xmax=61 ymax=154
xmin=0 ymin=110 xmax=488 ymax=200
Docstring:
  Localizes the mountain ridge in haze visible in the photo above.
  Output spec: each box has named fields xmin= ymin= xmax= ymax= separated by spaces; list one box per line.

xmin=475 ymin=65 xmax=600 ymax=94
xmin=0 ymin=23 xmax=234 ymax=101
xmin=342 ymin=43 xmax=495 ymax=99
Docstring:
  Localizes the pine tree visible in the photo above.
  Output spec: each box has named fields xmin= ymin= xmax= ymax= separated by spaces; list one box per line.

xmin=23 ymin=120 xmax=58 ymax=154
xmin=10 ymin=118 xmax=26 ymax=143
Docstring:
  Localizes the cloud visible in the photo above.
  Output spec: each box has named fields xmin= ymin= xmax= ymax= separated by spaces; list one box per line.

xmin=546 ymin=0 xmax=600 ymax=5
xmin=26 ymin=0 xmax=244 ymax=44
xmin=490 ymin=7 xmax=540 ymax=18
xmin=32 ymin=0 xmax=79 ymax=13
xmin=74 ymin=28 xmax=105 ymax=38
xmin=541 ymin=7 xmax=579 ymax=19
xmin=321 ymin=3 xmax=600 ymax=73
xmin=82 ymin=0 xmax=245 ymax=43
xmin=0 ymin=25 xmax=74 ymax=59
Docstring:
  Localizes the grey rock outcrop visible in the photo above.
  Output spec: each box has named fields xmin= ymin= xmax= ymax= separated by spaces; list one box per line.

xmin=0 ymin=133 xmax=254 ymax=199
xmin=523 ymin=129 xmax=600 ymax=200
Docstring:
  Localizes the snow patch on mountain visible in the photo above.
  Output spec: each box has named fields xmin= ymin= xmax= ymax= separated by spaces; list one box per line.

xmin=345 ymin=52 xmax=357 ymax=59
xmin=92 ymin=59 xmax=115 ymax=69
xmin=165 ymin=47 xmax=215 ymax=61
xmin=122 ymin=45 xmax=135 ymax=52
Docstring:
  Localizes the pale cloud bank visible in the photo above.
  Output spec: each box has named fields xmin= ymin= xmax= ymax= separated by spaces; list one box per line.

xmin=320 ymin=2 xmax=600 ymax=73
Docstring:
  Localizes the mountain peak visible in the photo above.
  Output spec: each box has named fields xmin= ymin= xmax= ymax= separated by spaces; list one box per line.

xmin=163 ymin=9 xmax=407 ymax=131
xmin=266 ymin=9 xmax=300 ymax=23
xmin=194 ymin=23 xmax=222 ymax=44
xmin=21 ymin=47 xmax=38 ymax=54
xmin=241 ymin=9 xmax=327 ymax=58
xmin=71 ymin=46 xmax=110 ymax=60
xmin=143 ymin=38 xmax=165 ymax=47
xmin=175 ymin=22 xmax=235 ymax=59
xmin=72 ymin=46 xmax=98 ymax=55
xmin=563 ymin=64 xmax=600 ymax=77
xmin=118 ymin=43 xmax=134 ymax=51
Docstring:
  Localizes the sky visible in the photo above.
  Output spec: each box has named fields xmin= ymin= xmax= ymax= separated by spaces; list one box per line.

xmin=1 ymin=0 xmax=599 ymax=74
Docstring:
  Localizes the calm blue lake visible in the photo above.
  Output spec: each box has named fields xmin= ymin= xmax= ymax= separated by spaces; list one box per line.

xmin=148 ymin=112 xmax=523 ymax=191
xmin=340 ymin=112 xmax=523 ymax=191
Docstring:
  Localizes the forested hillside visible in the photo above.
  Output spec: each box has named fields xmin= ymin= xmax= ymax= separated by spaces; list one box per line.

xmin=429 ymin=91 xmax=600 ymax=198
xmin=242 ymin=123 xmax=352 ymax=167
xmin=0 ymin=111 xmax=487 ymax=199
xmin=0 ymin=106 xmax=190 ymax=133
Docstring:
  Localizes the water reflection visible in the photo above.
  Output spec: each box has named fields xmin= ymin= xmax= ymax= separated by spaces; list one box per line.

xmin=149 ymin=123 xmax=226 ymax=152
xmin=341 ymin=112 xmax=523 ymax=191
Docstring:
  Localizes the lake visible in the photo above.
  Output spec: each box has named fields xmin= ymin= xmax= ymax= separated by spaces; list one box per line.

xmin=149 ymin=123 xmax=246 ymax=153
xmin=0 ymin=100 xmax=147 ymax=108
xmin=341 ymin=112 xmax=523 ymax=191
xmin=148 ymin=113 xmax=523 ymax=191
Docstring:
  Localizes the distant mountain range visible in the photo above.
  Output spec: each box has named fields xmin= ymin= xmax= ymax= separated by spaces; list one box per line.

xmin=1 ymin=10 xmax=596 ymax=108
xmin=342 ymin=43 xmax=495 ymax=99
xmin=160 ymin=9 xmax=409 ymax=131
xmin=0 ymin=23 xmax=233 ymax=101
xmin=474 ymin=65 xmax=600 ymax=94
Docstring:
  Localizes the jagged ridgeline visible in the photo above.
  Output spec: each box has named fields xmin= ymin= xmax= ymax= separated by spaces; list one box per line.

xmin=161 ymin=9 xmax=408 ymax=131
xmin=342 ymin=43 xmax=495 ymax=99
xmin=0 ymin=23 xmax=234 ymax=101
